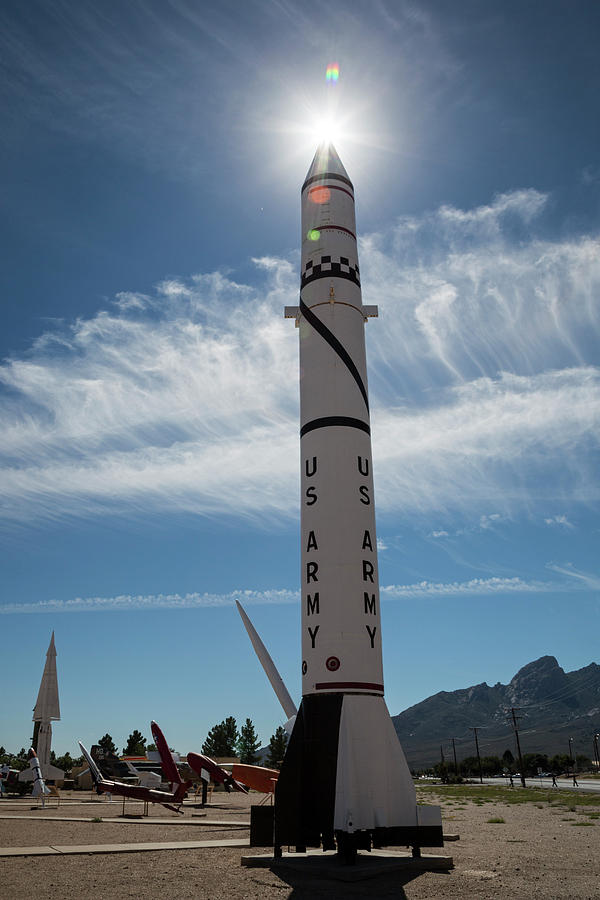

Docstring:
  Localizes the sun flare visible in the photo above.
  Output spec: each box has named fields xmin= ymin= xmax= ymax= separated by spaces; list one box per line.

xmin=312 ymin=116 xmax=341 ymax=146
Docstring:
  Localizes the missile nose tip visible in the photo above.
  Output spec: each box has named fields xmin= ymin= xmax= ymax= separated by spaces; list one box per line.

xmin=304 ymin=141 xmax=351 ymax=185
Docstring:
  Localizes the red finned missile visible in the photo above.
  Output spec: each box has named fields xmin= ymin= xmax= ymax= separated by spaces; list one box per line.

xmin=186 ymin=752 xmax=248 ymax=793
xmin=78 ymin=721 xmax=191 ymax=814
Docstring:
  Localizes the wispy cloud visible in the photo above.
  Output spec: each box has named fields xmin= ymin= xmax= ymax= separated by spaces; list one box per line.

xmin=544 ymin=515 xmax=574 ymax=529
xmin=479 ymin=513 xmax=503 ymax=530
xmin=363 ymin=193 xmax=600 ymax=396
xmin=0 ymin=588 xmax=300 ymax=616
xmin=4 ymin=566 xmax=592 ymax=615
xmin=373 ymin=368 xmax=599 ymax=517
xmin=381 ymin=576 xmax=555 ymax=598
xmin=546 ymin=563 xmax=600 ymax=590
xmin=0 ymin=191 xmax=599 ymax=527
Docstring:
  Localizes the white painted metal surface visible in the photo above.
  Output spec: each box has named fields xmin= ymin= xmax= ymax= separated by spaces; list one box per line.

xmin=236 ymin=600 xmax=297 ymax=719
xmin=298 ymin=145 xmax=383 ymax=696
xmin=21 ymin=633 xmax=64 ymax=781
xmin=334 ymin=695 xmax=417 ymax=831
xmin=288 ymin=143 xmax=442 ymax=835
xmin=33 ymin=631 xmax=60 ymax=722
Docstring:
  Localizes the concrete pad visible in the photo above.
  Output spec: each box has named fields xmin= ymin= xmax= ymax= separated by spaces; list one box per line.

xmin=0 ymin=838 xmax=250 ymax=857
xmin=0 ymin=814 xmax=248 ymax=827
xmin=0 ymin=846 xmax=60 ymax=856
xmin=241 ymin=849 xmax=454 ymax=881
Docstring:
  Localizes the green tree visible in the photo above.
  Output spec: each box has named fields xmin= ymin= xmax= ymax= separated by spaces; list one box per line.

xmin=202 ymin=717 xmax=239 ymax=757
xmin=522 ymin=753 xmax=549 ymax=776
xmin=123 ymin=730 xmax=147 ymax=756
xmin=480 ymin=755 xmax=502 ymax=777
xmin=12 ymin=749 xmax=29 ymax=771
xmin=237 ymin=718 xmax=261 ymax=764
xmin=55 ymin=752 xmax=74 ymax=774
xmin=98 ymin=733 xmax=118 ymax=755
xmin=501 ymin=749 xmax=515 ymax=771
xmin=458 ymin=755 xmax=479 ymax=777
xmin=266 ymin=726 xmax=288 ymax=770
xmin=550 ymin=753 xmax=571 ymax=774
xmin=433 ymin=761 xmax=449 ymax=783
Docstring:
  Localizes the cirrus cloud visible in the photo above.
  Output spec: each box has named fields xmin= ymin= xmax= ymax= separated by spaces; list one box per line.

xmin=1 ymin=190 xmax=599 ymax=527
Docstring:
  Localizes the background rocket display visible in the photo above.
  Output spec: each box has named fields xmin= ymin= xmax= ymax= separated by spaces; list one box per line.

xmin=19 ymin=632 xmax=64 ymax=783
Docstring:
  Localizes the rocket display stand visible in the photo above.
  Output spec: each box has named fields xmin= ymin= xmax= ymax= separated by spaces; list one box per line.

xmin=270 ymin=143 xmax=445 ymax=867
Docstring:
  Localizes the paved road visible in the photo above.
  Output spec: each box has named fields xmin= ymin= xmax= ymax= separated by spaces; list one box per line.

xmin=477 ymin=776 xmax=600 ymax=794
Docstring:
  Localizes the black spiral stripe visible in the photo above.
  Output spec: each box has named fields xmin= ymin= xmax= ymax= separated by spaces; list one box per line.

xmin=299 ymin=299 xmax=369 ymax=412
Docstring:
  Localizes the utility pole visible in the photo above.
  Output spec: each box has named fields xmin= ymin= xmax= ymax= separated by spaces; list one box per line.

xmin=470 ymin=727 xmax=483 ymax=783
xmin=510 ymin=708 xmax=526 ymax=788
xmin=594 ymin=734 xmax=600 ymax=771
xmin=568 ymin=737 xmax=573 ymax=776
xmin=451 ymin=737 xmax=458 ymax=777
xmin=568 ymin=737 xmax=577 ymax=786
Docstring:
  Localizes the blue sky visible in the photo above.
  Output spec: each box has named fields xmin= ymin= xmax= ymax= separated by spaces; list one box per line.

xmin=1 ymin=0 xmax=599 ymax=762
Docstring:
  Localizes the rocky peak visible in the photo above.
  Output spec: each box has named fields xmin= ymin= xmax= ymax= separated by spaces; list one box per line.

xmin=508 ymin=656 xmax=565 ymax=704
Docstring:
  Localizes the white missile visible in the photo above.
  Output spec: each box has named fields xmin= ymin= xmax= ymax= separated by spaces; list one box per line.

xmin=20 ymin=632 xmax=64 ymax=782
xmin=235 ymin=600 xmax=297 ymax=729
xmin=276 ymin=143 xmax=442 ymax=859
xmin=27 ymin=748 xmax=50 ymax=806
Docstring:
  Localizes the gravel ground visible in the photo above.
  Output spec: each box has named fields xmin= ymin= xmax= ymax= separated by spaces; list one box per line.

xmin=1 ymin=787 xmax=599 ymax=899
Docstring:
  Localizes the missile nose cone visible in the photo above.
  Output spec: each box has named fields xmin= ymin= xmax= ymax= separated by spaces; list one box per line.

xmin=304 ymin=141 xmax=351 ymax=186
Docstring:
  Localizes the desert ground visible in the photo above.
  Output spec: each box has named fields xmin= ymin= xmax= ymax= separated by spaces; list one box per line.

xmin=0 ymin=784 xmax=598 ymax=899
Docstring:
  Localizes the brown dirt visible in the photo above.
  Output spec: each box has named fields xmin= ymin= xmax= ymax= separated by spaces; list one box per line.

xmin=0 ymin=788 xmax=599 ymax=899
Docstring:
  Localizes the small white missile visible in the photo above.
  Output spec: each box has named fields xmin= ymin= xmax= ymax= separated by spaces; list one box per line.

xmin=27 ymin=748 xmax=50 ymax=806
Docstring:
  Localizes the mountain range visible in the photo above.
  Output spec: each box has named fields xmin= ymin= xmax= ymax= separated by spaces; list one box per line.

xmin=392 ymin=656 xmax=600 ymax=769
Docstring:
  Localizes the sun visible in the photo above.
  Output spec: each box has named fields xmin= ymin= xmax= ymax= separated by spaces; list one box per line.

xmin=311 ymin=116 xmax=341 ymax=146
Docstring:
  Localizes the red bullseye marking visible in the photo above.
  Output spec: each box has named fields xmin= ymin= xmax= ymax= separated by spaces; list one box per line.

xmin=309 ymin=186 xmax=331 ymax=204
xmin=326 ymin=656 xmax=340 ymax=671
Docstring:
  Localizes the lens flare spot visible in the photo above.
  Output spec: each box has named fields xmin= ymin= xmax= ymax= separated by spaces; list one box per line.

xmin=309 ymin=186 xmax=330 ymax=204
xmin=307 ymin=229 xmax=320 ymax=241
xmin=326 ymin=63 xmax=339 ymax=82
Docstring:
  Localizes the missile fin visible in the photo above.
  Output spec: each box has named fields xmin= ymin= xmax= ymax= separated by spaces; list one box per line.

xmin=235 ymin=600 xmax=297 ymax=719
